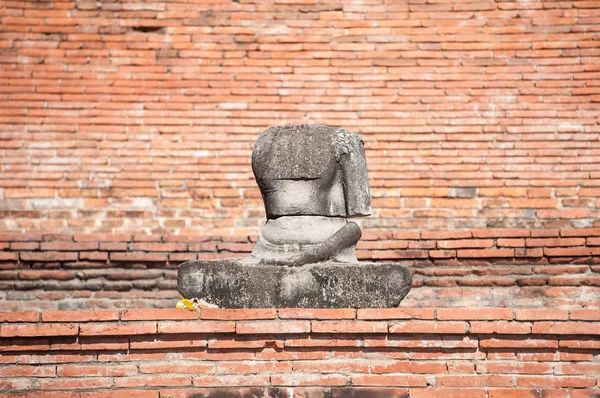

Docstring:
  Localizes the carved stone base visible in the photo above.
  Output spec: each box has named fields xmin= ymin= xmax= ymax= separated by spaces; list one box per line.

xmin=177 ymin=259 xmax=412 ymax=308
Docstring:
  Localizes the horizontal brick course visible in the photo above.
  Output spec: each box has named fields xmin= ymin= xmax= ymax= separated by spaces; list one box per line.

xmin=2 ymin=230 xmax=600 ymax=310
xmin=3 ymin=308 xmax=596 ymax=395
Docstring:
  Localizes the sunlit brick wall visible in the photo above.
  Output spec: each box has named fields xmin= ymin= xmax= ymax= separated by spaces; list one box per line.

xmin=1 ymin=0 xmax=599 ymax=236
xmin=1 ymin=308 xmax=599 ymax=396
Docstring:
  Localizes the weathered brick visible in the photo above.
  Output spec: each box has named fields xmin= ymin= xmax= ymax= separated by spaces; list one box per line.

xmin=278 ymin=308 xmax=355 ymax=320
xmin=532 ymin=322 xmax=597 ymax=335
xmin=236 ymin=321 xmax=309 ymax=335
xmin=357 ymin=308 xmax=434 ymax=320
xmin=114 ymin=376 xmax=192 ymax=388
xmin=57 ymin=364 xmax=138 ymax=377
xmin=80 ymin=322 xmax=156 ymax=336
xmin=0 ymin=323 xmax=78 ymax=338
xmin=470 ymin=321 xmax=531 ymax=335
xmin=311 ymin=321 xmax=388 ymax=334
xmin=514 ymin=309 xmax=569 ymax=321
xmin=411 ymin=389 xmax=485 ymax=398
xmin=389 ymin=321 xmax=466 ymax=334
xmin=0 ymin=311 xmax=39 ymax=323
xmin=437 ymin=308 xmax=512 ymax=321
xmin=569 ymin=309 xmax=600 ymax=321
xmin=158 ymin=320 xmax=235 ymax=334
xmin=270 ymin=373 xmax=347 ymax=386
xmin=351 ymin=374 xmax=428 ymax=387
xmin=42 ymin=310 xmax=119 ymax=322
xmin=200 ymin=308 xmax=276 ymax=320
xmin=121 ymin=309 xmax=198 ymax=321
xmin=20 ymin=252 xmax=78 ymax=262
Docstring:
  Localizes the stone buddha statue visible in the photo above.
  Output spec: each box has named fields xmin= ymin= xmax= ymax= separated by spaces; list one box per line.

xmin=178 ymin=124 xmax=412 ymax=308
xmin=250 ymin=124 xmax=370 ymax=266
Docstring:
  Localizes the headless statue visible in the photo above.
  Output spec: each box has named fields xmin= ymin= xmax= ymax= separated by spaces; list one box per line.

xmin=250 ymin=124 xmax=370 ymax=266
xmin=177 ymin=124 xmax=412 ymax=308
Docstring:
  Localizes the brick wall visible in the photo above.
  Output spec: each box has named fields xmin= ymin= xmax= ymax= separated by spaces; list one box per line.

xmin=1 ymin=0 xmax=600 ymax=238
xmin=1 ymin=231 xmax=600 ymax=311
xmin=0 ymin=308 xmax=598 ymax=396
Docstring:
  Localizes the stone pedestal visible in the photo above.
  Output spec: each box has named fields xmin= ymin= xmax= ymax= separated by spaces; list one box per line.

xmin=178 ymin=259 xmax=412 ymax=308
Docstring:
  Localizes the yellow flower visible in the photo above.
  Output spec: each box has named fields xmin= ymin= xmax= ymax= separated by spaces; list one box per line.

xmin=176 ymin=298 xmax=196 ymax=310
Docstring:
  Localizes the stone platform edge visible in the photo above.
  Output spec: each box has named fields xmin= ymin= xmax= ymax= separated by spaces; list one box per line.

xmin=0 ymin=308 xmax=599 ymax=397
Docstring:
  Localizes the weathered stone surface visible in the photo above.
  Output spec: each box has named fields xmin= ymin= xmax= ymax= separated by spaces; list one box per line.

xmin=178 ymin=259 xmax=412 ymax=309
xmin=177 ymin=124 xmax=413 ymax=308
xmin=250 ymin=125 xmax=372 ymax=266
xmin=252 ymin=124 xmax=371 ymax=219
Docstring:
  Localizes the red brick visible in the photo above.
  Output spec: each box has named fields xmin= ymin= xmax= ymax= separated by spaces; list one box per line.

xmin=561 ymin=229 xmax=600 ymax=237
xmin=42 ymin=310 xmax=119 ymax=322
xmin=80 ymin=322 xmax=156 ymax=336
xmin=292 ymin=360 xmax=368 ymax=373
xmin=411 ymin=390 xmax=485 ymax=398
xmin=20 ymin=252 xmax=78 ymax=262
xmin=0 ymin=323 xmax=78 ymax=338
xmin=560 ymin=363 xmax=600 ymax=375
xmin=569 ymin=309 xmax=600 ymax=321
xmin=129 ymin=243 xmax=187 ymax=252
xmin=121 ymin=309 xmax=198 ymax=321
xmin=36 ymin=378 xmax=112 ymax=389
xmin=544 ymin=248 xmax=596 ymax=257
xmin=139 ymin=362 xmax=214 ymax=374
xmin=497 ymin=238 xmax=525 ymax=247
xmin=457 ymin=249 xmax=514 ymax=258
xmin=0 ymin=252 xmax=19 ymax=261
xmin=158 ymin=320 xmax=235 ymax=334
xmin=470 ymin=321 xmax=531 ymax=335
xmin=57 ymin=364 xmax=138 ymax=377
xmin=516 ymin=376 xmax=595 ymax=388
xmin=0 ymin=311 xmax=39 ymax=323
xmin=114 ymin=376 xmax=192 ymax=388
xmin=40 ymin=242 xmax=98 ymax=251
xmin=278 ymin=308 xmax=355 ymax=320
xmin=80 ymin=337 xmax=129 ymax=351
xmin=236 ymin=321 xmax=309 ymax=334
xmin=80 ymin=391 xmax=158 ymax=398
xmin=421 ymin=231 xmax=472 ymax=240
xmin=480 ymin=338 xmax=558 ymax=349
xmin=559 ymin=339 xmax=600 ymax=349
xmin=532 ymin=322 xmax=597 ymax=335
xmin=4 ymin=188 xmax=54 ymax=198
xmin=436 ymin=375 xmax=513 ymax=387
xmin=371 ymin=361 xmax=447 ymax=374
xmin=479 ymin=188 xmax=527 ymax=198
xmin=110 ymin=252 xmax=168 ymax=262
xmin=437 ymin=308 xmax=512 ymax=321
xmin=208 ymin=337 xmax=283 ymax=350
xmin=526 ymin=238 xmax=586 ymax=247
xmin=357 ymin=308 xmax=435 ymax=320
xmin=478 ymin=361 xmax=553 ymax=374
xmin=0 ymin=233 xmax=43 ymax=242
xmin=351 ymin=374 xmax=428 ymax=387
xmin=271 ymin=373 xmax=347 ymax=386
xmin=0 ymin=365 xmax=55 ymax=377
xmin=514 ymin=309 xmax=569 ymax=321
xmin=218 ymin=361 xmax=291 ymax=374
xmin=200 ymin=308 xmax=276 ymax=320
xmin=438 ymin=239 xmax=494 ymax=249
xmin=488 ymin=390 xmax=560 ymax=398
xmin=389 ymin=321 xmax=466 ymax=334
xmin=311 ymin=321 xmax=388 ymax=334
xmin=401 ymin=188 xmax=449 ymax=197
xmin=192 ymin=375 xmax=270 ymax=387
